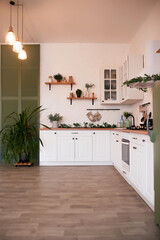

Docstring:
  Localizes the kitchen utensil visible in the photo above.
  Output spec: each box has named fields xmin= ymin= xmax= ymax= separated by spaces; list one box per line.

xmin=94 ymin=111 xmax=102 ymax=121
xmin=86 ymin=112 xmax=96 ymax=122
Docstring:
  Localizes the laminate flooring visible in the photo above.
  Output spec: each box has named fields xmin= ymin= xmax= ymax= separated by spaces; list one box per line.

xmin=0 ymin=165 xmax=160 ymax=240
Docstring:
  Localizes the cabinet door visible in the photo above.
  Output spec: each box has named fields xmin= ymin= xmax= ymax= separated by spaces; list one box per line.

xmin=136 ymin=144 xmax=145 ymax=194
xmin=130 ymin=142 xmax=145 ymax=194
xmin=145 ymin=140 xmax=154 ymax=206
xmin=40 ymin=130 xmax=57 ymax=163
xmin=93 ymin=131 xmax=110 ymax=161
xmin=58 ymin=136 xmax=74 ymax=161
xmin=121 ymin=55 xmax=144 ymax=104
xmin=111 ymin=132 xmax=121 ymax=169
xmin=75 ymin=136 xmax=92 ymax=161
xmin=101 ymin=68 xmax=120 ymax=104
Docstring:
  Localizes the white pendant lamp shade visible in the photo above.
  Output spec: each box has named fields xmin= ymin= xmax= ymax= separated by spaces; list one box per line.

xmin=13 ymin=38 xmax=22 ymax=53
xmin=18 ymin=47 xmax=27 ymax=60
xmin=5 ymin=1 xmax=27 ymax=60
xmin=5 ymin=26 xmax=16 ymax=45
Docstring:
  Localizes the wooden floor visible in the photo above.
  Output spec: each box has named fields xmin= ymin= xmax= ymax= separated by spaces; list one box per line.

xmin=0 ymin=165 xmax=160 ymax=240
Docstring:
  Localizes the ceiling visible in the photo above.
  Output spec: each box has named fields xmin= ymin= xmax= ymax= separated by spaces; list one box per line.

xmin=0 ymin=0 xmax=158 ymax=43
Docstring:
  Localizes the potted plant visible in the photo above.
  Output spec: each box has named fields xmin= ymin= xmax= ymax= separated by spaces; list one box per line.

xmin=48 ymin=113 xmax=63 ymax=128
xmin=0 ymin=106 xmax=48 ymax=164
xmin=123 ymin=112 xmax=132 ymax=128
xmin=76 ymin=89 xmax=82 ymax=98
xmin=85 ymin=83 xmax=94 ymax=97
xmin=53 ymin=73 xmax=63 ymax=82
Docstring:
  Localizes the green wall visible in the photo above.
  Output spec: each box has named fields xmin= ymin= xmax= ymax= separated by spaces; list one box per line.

xmin=0 ymin=44 xmax=40 ymax=163
xmin=153 ymin=82 xmax=160 ymax=225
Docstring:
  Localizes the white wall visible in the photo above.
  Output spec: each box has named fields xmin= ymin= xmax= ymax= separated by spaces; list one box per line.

xmin=40 ymin=43 xmax=130 ymax=126
xmin=129 ymin=1 xmax=160 ymax=55
xmin=129 ymin=0 xmax=160 ymax=125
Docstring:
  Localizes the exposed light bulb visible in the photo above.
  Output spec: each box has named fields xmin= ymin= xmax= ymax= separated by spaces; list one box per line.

xmin=13 ymin=38 xmax=22 ymax=53
xmin=5 ymin=27 xmax=16 ymax=45
xmin=18 ymin=47 xmax=27 ymax=60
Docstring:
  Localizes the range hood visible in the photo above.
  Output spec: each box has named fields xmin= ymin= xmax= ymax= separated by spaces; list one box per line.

xmin=129 ymin=40 xmax=160 ymax=89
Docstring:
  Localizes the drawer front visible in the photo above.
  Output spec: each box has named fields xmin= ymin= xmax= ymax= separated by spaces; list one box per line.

xmin=57 ymin=130 xmax=92 ymax=137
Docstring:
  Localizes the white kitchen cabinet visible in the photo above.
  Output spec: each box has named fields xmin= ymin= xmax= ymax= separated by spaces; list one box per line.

xmin=58 ymin=136 xmax=74 ymax=161
xmin=93 ymin=131 xmax=111 ymax=162
xmin=101 ymin=67 xmax=121 ymax=104
xmin=75 ymin=135 xmax=92 ymax=161
xmin=111 ymin=131 xmax=121 ymax=171
xmin=121 ymin=55 xmax=144 ymax=104
xmin=130 ymin=140 xmax=145 ymax=194
xmin=129 ymin=134 xmax=154 ymax=210
xmin=57 ymin=131 xmax=92 ymax=162
xmin=145 ymin=138 xmax=154 ymax=208
xmin=40 ymin=130 xmax=57 ymax=165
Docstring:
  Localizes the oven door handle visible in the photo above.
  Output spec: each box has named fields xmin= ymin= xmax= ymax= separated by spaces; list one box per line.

xmin=122 ymin=142 xmax=130 ymax=145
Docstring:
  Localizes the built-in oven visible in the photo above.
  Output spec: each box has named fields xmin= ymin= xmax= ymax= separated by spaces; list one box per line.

xmin=122 ymin=138 xmax=130 ymax=172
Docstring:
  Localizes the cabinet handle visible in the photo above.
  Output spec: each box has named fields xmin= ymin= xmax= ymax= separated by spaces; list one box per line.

xmin=123 ymin=171 xmax=127 ymax=174
xmin=54 ymin=132 xmax=57 ymax=134
xmin=113 ymin=133 xmax=115 ymax=135
xmin=116 ymin=134 xmax=119 ymax=136
xmin=72 ymin=138 xmax=74 ymax=140
xmin=132 ymin=137 xmax=137 ymax=140
xmin=76 ymin=138 xmax=78 ymax=140
xmin=72 ymin=132 xmax=78 ymax=134
xmin=122 ymin=98 xmax=124 ymax=100
xmin=133 ymin=146 xmax=137 ymax=149
xmin=93 ymin=132 xmax=95 ymax=134
xmin=116 ymin=140 xmax=119 ymax=142
xmin=142 ymin=139 xmax=145 ymax=142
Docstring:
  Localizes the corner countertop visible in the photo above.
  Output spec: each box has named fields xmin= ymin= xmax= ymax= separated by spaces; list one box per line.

xmin=40 ymin=127 xmax=148 ymax=135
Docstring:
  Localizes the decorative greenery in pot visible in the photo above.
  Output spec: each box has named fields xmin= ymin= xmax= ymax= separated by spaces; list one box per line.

xmin=53 ymin=73 xmax=63 ymax=82
xmin=48 ymin=113 xmax=63 ymax=128
xmin=123 ymin=112 xmax=132 ymax=128
xmin=76 ymin=89 xmax=82 ymax=98
xmin=0 ymin=106 xmax=48 ymax=164
xmin=85 ymin=83 xmax=94 ymax=97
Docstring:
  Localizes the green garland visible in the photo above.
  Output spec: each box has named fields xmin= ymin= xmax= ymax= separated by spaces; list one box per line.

xmin=59 ymin=122 xmax=116 ymax=129
xmin=123 ymin=74 xmax=160 ymax=92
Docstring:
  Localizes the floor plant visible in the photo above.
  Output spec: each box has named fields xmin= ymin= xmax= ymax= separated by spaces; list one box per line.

xmin=0 ymin=106 xmax=48 ymax=164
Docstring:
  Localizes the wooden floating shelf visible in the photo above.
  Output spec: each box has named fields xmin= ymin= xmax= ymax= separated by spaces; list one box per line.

xmin=45 ymin=81 xmax=76 ymax=90
xmin=67 ymin=97 xmax=97 ymax=105
xmin=156 ymin=49 xmax=160 ymax=53
xmin=67 ymin=97 xmax=97 ymax=100
xmin=45 ymin=82 xmax=76 ymax=85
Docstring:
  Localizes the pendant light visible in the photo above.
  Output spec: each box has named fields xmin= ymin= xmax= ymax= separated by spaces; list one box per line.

xmin=18 ymin=5 xmax=27 ymax=60
xmin=13 ymin=0 xmax=22 ymax=53
xmin=5 ymin=1 xmax=16 ymax=45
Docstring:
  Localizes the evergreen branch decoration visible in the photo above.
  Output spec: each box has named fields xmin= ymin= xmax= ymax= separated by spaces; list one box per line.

xmin=123 ymin=74 xmax=160 ymax=92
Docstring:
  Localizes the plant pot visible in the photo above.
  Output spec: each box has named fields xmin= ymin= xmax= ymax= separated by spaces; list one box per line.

xmin=76 ymin=89 xmax=82 ymax=98
xmin=124 ymin=118 xmax=131 ymax=128
xmin=19 ymin=152 xmax=30 ymax=163
xmin=52 ymin=121 xmax=58 ymax=128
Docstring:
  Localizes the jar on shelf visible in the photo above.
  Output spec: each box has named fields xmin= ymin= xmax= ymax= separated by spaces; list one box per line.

xmin=68 ymin=76 xmax=73 ymax=83
xmin=48 ymin=76 xmax=53 ymax=82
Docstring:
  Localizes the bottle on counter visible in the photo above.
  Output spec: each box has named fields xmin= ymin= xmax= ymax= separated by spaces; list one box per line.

xmin=120 ymin=115 xmax=124 ymax=128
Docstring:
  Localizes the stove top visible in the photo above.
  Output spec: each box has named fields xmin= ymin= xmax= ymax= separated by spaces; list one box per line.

xmin=126 ymin=126 xmax=153 ymax=131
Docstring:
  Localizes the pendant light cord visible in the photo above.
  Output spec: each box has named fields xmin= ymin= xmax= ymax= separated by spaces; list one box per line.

xmin=10 ymin=3 xmax=12 ymax=27
xmin=9 ymin=1 xmax=15 ymax=28
xmin=22 ymin=4 xmax=23 ymax=43
xmin=17 ymin=0 xmax=19 ymax=38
